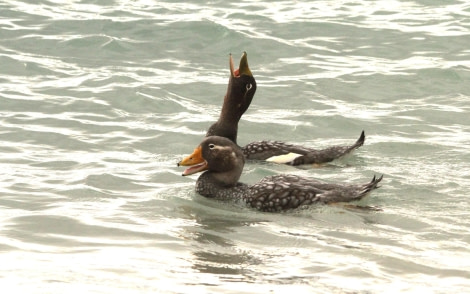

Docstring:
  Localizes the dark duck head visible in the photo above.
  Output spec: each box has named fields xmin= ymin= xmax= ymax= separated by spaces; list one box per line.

xmin=178 ymin=136 xmax=383 ymax=212
xmin=206 ymin=52 xmax=257 ymax=144
xmin=179 ymin=136 xmax=245 ymax=187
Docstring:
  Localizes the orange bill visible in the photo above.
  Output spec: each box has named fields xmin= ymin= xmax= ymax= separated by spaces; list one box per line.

xmin=178 ymin=146 xmax=208 ymax=176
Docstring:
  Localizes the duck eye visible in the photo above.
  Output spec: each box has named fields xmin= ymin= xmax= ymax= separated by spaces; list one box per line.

xmin=246 ymin=83 xmax=253 ymax=91
xmin=208 ymin=144 xmax=215 ymax=149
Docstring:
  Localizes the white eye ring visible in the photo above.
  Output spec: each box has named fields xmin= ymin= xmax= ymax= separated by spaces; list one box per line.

xmin=246 ymin=83 xmax=252 ymax=91
xmin=208 ymin=144 xmax=215 ymax=149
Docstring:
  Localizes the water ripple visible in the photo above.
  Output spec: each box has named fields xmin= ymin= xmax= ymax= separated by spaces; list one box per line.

xmin=1 ymin=0 xmax=470 ymax=293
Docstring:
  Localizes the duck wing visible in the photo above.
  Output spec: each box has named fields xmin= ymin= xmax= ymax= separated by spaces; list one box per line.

xmin=287 ymin=131 xmax=365 ymax=166
xmin=242 ymin=141 xmax=313 ymax=160
xmin=244 ymin=174 xmax=382 ymax=212
xmin=242 ymin=131 xmax=365 ymax=165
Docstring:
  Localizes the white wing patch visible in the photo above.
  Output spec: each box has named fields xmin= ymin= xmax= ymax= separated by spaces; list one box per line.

xmin=266 ymin=152 xmax=302 ymax=164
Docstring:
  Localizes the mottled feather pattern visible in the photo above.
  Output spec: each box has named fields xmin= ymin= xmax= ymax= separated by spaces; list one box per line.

xmin=244 ymin=174 xmax=381 ymax=212
xmin=243 ymin=131 xmax=365 ymax=165
xmin=242 ymin=141 xmax=313 ymax=159
xmin=195 ymin=166 xmax=382 ymax=212
xmin=288 ymin=131 xmax=365 ymax=166
xmin=196 ymin=172 xmax=249 ymax=200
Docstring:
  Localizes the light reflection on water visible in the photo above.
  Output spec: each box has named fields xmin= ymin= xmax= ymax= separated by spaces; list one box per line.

xmin=1 ymin=0 xmax=470 ymax=293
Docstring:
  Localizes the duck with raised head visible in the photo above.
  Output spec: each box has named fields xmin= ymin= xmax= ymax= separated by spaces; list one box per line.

xmin=206 ymin=52 xmax=256 ymax=143
xmin=178 ymin=136 xmax=382 ymax=212
xmin=207 ymin=52 xmax=365 ymax=166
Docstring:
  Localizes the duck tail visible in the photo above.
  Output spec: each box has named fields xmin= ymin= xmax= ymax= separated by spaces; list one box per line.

xmin=351 ymin=130 xmax=365 ymax=149
xmin=359 ymin=174 xmax=383 ymax=197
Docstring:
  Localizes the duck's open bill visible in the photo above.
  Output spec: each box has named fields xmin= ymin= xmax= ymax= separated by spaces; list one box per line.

xmin=178 ymin=146 xmax=208 ymax=176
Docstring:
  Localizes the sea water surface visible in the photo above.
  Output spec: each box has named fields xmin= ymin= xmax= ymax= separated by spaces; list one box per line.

xmin=1 ymin=1 xmax=470 ymax=293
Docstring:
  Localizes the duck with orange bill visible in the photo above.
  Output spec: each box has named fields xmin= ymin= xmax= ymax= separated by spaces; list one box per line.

xmin=178 ymin=136 xmax=383 ymax=212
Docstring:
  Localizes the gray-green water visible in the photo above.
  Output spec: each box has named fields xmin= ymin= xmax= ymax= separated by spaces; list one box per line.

xmin=1 ymin=1 xmax=469 ymax=293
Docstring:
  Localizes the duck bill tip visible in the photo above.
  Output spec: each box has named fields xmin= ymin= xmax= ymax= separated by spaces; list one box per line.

xmin=229 ymin=53 xmax=235 ymax=77
xmin=229 ymin=52 xmax=252 ymax=77
xmin=238 ymin=51 xmax=252 ymax=77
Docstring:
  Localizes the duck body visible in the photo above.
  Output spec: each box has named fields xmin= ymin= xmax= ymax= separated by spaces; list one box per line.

xmin=179 ymin=136 xmax=382 ymax=212
xmin=206 ymin=52 xmax=365 ymax=165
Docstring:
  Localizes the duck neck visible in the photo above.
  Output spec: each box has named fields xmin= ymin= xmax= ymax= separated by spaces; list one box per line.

xmin=196 ymin=172 xmax=248 ymax=200
xmin=206 ymin=77 xmax=245 ymax=142
xmin=219 ymin=93 xmax=243 ymax=123
xmin=206 ymin=120 xmax=238 ymax=143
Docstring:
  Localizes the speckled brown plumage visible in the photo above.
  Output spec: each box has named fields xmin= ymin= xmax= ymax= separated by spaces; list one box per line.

xmin=242 ymin=131 xmax=365 ymax=165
